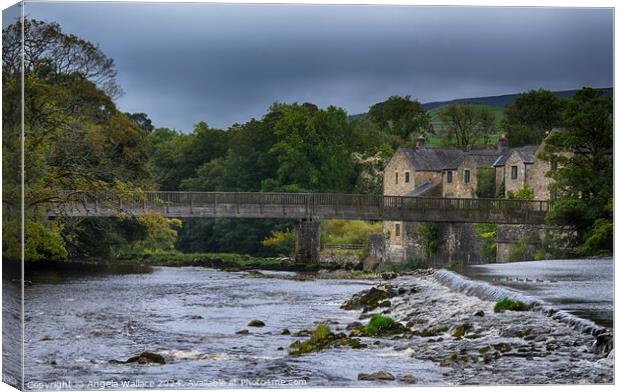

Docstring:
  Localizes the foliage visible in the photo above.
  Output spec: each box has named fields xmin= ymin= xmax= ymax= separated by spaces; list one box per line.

xmin=539 ymin=88 xmax=613 ymax=255
xmin=475 ymin=167 xmax=496 ymax=198
xmin=322 ymin=220 xmax=382 ymax=245
xmin=581 ymin=218 xmax=613 ymax=256
xmin=502 ymin=89 xmax=565 ymax=147
xmin=1 ymin=19 xmax=176 ymax=262
xmin=364 ymin=315 xmax=397 ymax=336
xmin=494 ymin=298 xmax=528 ymax=313
xmin=495 ymin=178 xmax=506 ymax=199
xmin=414 ymin=222 xmax=439 ymax=260
xmin=507 ymin=187 xmax=534 ymax=200
xmin=261 ymin=229 xmax=295 ymax=256
xmin=368 ymin=95 xmax=434 ymax=140
xmin=438 ymin=103 xmax=496 ymax=149
xmin=475 ymin=224 xmax=497 ymax=263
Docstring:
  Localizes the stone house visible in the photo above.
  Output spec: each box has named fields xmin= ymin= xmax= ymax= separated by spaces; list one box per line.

xmin=379 ymin=134 xmax=555 ymax=266
xmin=493 ymin=144 xmax=552 ymax=200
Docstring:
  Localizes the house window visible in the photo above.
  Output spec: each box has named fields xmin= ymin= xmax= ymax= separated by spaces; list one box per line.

xmin=551 ymin=160 xmax=558 ymax=172
xmin=405 ymin=171 xmax=410 ymax=183
xmin=464 ymin=169 xmax=471 ymax=184
xmin=395 ymin=223 xmax=401 ymax=237
xmin=511 ymin=165 xmax=518 ymax=179
xmin=395 ymin=172 xmax=399 ymax=184
xmin=447 ymin=171 xmax=453 ymax=183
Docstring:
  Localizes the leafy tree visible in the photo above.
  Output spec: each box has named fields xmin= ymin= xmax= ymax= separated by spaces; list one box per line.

xmin=475 ymin=167 xmax=496 ymax=198
xmin=540 ymin=87 xmax=613 ymax=254
xmin=438 ymin=103 xmax=495 ymax=149
xmin=368 ymin=95 xmax=433 ymax=140
xmin=126 ymin=112 xmax=155 ymax=134
xmin=502 ymin=89 xmax=565 ymax=146
xmin=507 ymin=187 xmax=534 ymax=200
xmin=2 ymin=19 xmax=173 ymax=261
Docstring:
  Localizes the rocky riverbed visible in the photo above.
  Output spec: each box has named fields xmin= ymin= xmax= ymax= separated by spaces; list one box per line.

xmin=326 ymin=269 xmax=614 ymax=385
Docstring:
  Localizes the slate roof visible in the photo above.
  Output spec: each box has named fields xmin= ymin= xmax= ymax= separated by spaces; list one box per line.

xmin=492 ymin=145 xmax=539 ymax=167
xmin=399 ymin=147 xmax=464 ymax=171
xmin=466 ymin=149 xmax=503 ymax=168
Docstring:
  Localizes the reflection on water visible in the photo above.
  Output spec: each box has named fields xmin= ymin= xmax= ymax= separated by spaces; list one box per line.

xmin=459 ymin=258 xmax=613 ymax=328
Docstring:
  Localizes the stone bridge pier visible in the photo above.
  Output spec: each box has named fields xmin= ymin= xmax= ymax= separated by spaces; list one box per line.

xmin=294 ymin=218 xmax=321 ymax=265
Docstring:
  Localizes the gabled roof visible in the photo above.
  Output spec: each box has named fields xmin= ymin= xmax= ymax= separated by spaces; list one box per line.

xmin=399 ymin=147 xmax=464 ymax=171
xmin=466 ymin=149 xmax=503 ymax=168
xmin=492 ymin=145 xmax=539 ymax=167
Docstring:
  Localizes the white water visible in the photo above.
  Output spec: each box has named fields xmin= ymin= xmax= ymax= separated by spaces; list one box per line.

xmin=433 ymin=268 xmax=609 ymax=336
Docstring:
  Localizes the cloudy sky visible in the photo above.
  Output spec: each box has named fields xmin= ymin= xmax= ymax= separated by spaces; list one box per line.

xmin=7 ymin=2 xmax=614 ymax=132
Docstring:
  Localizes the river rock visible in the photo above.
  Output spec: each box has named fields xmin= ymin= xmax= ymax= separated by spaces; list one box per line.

xmin=248 ymin=320 xmax=265 ymax=327
xmin=125 ymin=352 xmax=165 ymax=365
xmin=473 ymin=310 xmax=485 ymax=317
xmin=236 ymin=329 xmax=250 ymax=335
xmin=399 ymin=374 xmax=417 ymax=384
xmin=590 ymin=333 xmax=613 ymax=356
xmin=281 ymin=328 xmax=290 ymax=335
xmin=358 ymin=371 xmax=395 ymax=381
xmin=381 ymin=271 xmax=398 ymax=280
xmin=341 ymin=286 xmax=393 ymax=311
xmin=346 ymin=321 xmax=363 ymax=330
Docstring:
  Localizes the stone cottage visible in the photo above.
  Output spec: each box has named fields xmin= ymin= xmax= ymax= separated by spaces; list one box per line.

xmin=379 ymin=134 xmax=554 ymax=266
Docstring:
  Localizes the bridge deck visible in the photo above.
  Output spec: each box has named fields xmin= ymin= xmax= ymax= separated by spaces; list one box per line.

xmin=52 ymin=192 xmax=549 ymax=224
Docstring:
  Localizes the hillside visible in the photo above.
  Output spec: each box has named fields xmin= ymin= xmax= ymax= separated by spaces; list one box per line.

xmin=351 ymin=87 xmax=613 ymax=120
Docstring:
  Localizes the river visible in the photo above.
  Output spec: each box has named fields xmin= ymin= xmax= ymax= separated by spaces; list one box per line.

xmin=459 ymin=258 xmax=614 ymax=328
xmin=15 ymin=259 xmax=614 ymax=388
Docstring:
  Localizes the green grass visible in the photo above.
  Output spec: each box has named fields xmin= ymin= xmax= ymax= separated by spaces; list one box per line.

xmin=118 ymin=250 xmax=306 ymax=271
xmin=364 ymin=315 xmax=397 ymax=336
xmin=494 ymin=298 xmax=528 ymax=313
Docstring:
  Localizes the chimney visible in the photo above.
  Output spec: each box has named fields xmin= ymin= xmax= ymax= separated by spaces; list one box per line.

xmin=416 ymin=135 xmax=427 ymax=149
xmin=498 ymin=133 xmax=509 ymax=151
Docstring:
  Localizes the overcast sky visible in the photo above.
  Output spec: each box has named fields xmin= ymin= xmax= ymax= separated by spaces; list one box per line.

xmin=7 ymin=2 xmax=614 ymax=132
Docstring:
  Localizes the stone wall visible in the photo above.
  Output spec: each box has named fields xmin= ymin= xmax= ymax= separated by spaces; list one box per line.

xmin=525 ymin=146 xmax=552 ymax=199
xmin=383 ymin=150 xmax=417 ymax=196
xmin=442 ymin=156 xmax=478 ymax=198
xmin=383 ymin=221 xmax=481 ymax=267
xmin=504 ymin=152 xmax=527 ymax=195
xmin=496 ymin=224 xmax=544 ymax=262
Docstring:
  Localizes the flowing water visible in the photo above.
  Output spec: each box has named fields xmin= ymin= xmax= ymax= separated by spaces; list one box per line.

xmin=22 ymin=267 xmax=445 ymax=389
xmin=457 ymin=258 xmax=614 ymax=328
xmin=17 ymin=260 xmax=614 ymax=389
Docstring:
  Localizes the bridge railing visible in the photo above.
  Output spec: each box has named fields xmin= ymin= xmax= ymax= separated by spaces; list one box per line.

xmin=58 ymin=191 xmax=549 ymax=216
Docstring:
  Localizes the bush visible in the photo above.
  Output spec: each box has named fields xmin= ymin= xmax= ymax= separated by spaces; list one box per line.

xmin=494 ymin=298 xmax=528 ymax=313
xmin=322 ymin=220 xmax=382 ymax=245
xmin=475 ymin=224 xmax=497 ymax=263
xmin=476 ymin=167 xmax=496 ymax=198
xmin=414 ymin=222 xmax=439 ymax=260
xmin=507 ymin=186 xmax=534 ymax=200
xmin=365 ymin=315 xmax=396 ymax=336
xmin=261 ymin=229 xmax=295 ymax=256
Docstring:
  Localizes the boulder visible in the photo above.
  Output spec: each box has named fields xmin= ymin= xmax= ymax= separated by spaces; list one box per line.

xmin=358 ymin=371 xmax=396 ymax=381
xmin=248 ymin=320 xmax=266 ymax=327
xmin=399 ymin=374 xmax=417 ymax=384
xmin=125 ymin=352 xmax=165 ymax=365
xmin=281 ymin=328 xmax=291 ymax=335
xmin=473 ymin=310 xmax=485 ymax=317
xmin=346 ymin=322 xmax=364 ymax=330
xmin=591 ymin=333 xmax=614 ymax=356
xmin=341 ymin=287 xmax=392 ymax=311
xmin=235 ymin=329 xmax=250 ymax=335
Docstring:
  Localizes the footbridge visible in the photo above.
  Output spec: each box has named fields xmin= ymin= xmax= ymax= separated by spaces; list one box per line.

xmin=54 ymin=191 xmax=548 ymax=224
xmin=51 ymin=191 xmax=549 ymax=264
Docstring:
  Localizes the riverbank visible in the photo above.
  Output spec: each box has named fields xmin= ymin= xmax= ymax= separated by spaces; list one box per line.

xmin=289 ymin=271 xmax=614 ymax=385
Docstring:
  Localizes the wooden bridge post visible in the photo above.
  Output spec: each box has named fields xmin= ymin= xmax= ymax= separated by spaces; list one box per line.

xmin=294 ymin=218 xmax=320 ymax=266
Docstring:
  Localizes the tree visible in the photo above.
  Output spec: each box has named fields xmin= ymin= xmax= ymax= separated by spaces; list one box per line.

xmin=126 ymin=112 xmax=155 ymax=134
xmin=3 ymin=19 xmax=122 ymax=98
xmin=539 ymin=87 xmax=613 ymax=254
xmin=502 ymin=89 xmax=565 ymax=146
xmin=368 ymin=95 xmax=433 ymax=140
xmin=2 ymin=19 xmax=174 ymax=261
xmin=438 ymin=103 xmax=496 ymax=149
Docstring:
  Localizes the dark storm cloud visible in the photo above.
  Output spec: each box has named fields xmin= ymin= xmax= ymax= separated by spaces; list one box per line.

xmin=20 ymin=2 xmax=613 ymax=131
